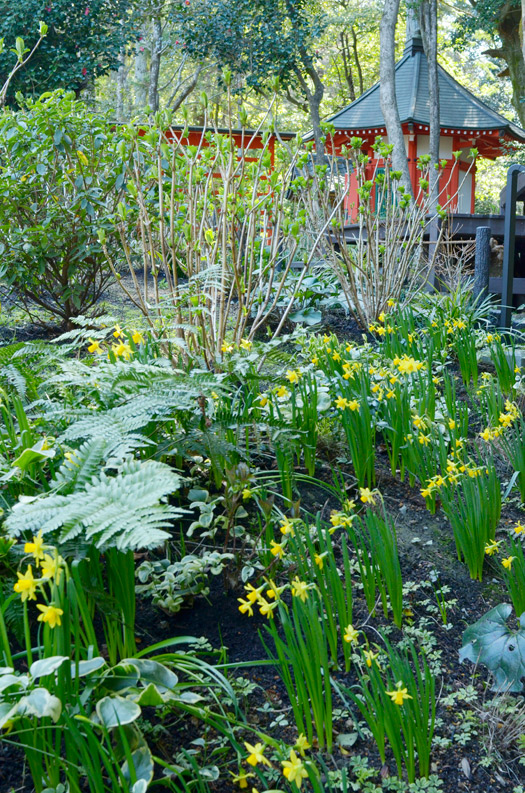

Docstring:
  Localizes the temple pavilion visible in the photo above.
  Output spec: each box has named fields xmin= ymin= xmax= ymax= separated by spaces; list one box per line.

xmin=316 ymin=31 xmax=525 ymax=222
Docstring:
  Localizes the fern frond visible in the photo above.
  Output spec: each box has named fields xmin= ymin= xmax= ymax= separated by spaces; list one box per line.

xmin=0 ymin=364 xmax=27 ymax=400
xmin=53 ymin=438 xmax=110 ymax=493
xmin=6 ymin=458 xmax=185 ymax=551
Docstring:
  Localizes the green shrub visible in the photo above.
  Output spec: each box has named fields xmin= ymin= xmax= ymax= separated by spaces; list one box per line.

xmin=0 ymin=90 xmax=130 ymax=327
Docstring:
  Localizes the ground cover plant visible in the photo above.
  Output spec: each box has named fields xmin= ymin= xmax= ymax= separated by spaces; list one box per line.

xmin=1 ymin=91 xmax=525 ymax=793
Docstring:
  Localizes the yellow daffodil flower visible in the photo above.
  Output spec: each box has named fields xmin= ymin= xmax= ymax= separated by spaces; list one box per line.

xmin=386 ymin=681 xmax=413 ymax=705
xmin=291 ymin=577 xmax=309 ymax=602
xmin=280 ymin=517 xmax=295 ymax=536
xmin=266 ymin=580 xmax=286 ymax=600
xmin=270 ymin=540 xmax=285 ymax=558
xmin=40 ymin=553 xmax=63 ymax=584
xmin=359 ymin=487 xmax=377 ymax=504
xmin=295 ymin=733 xmax=310 ymax=756
xmin=335 ymin=396 xmax=348 ymax=409
xmin=132 ymin=330 xmax=144 ymax=345
xmin=14 ymin=565 xmax=38 ymax=602
xmin=514 ymin=523 xmax=524 ymax=535
xmin=87 ymin=338 xmax=103 ymax=354
xmin=221 ymin=342 xmax=234 ymax=354
xmin=276 ymin=386 xmax=289 ymax=399
xmin=314 ymin=552 xmax=326 ymax=569
xmin=244 ymin=583 xmax=266 ymax=604
xmin=230 ymin=769 xmax=255 ymax=789
xmin=282 ymin=750 xmax=308 ymax=788
xmin=240 ymin=339 xmax=252 ymax=350
xmin=343 ymin=623 xmax=359 ymax=644
xmin=258 ymin=598 xmax=278 ymax=619
xmin=396 ymin=356 xmax=424 ymax=374
xmin=113 ymin=324 xmax=123 ymax=338
xmin=244 ymin=741 xmax=271 ymax=767
xmin=238 ymin=598 xmax=254 ymax=617
xmin=112 ymin=341 xmax=132 ymax=360
xmin=36 ymin=604 xmax=64 ymax=629
xmin=502 ymin=556 xmax=516 ymax=569
xmin=484 ymin=539 xmax=501 ymax=556
xmin=363 ymin=649 xmax=380 ymax=668
xmin=24 ymin=531 xmax=45 ymax=566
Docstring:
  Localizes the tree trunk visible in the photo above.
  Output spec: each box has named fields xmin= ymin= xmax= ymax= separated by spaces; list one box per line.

xmin=350 ymin=26 xmax=364 ymax=95
xmin=294 ymin=55 xmax=325 ymax=164
xmin=419 ymin=0 xmax=440 ymax=208
xmin=116 ymin=49 xmax=127 ymax=122
xmin=484 ymin=2 xmax=525 ymax=128
xmin=340 ymin=31 xmax=356 ymax=101
xmin=134 ymin=28 xmax=149 ymax=111
xmin=307 ymin=85 xmax=325 ymax=164
xmin=149 ymin=16 xmax=162 ymax=112
xmin=498 ymin=3 xmax=525 ymax=128
xmin=380 ymin=0 xmax=413 ymax=195
xmin=523 ymin=0 xmax=525 ymax=67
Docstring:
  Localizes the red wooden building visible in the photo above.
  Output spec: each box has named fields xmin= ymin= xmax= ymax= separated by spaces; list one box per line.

xmin=163 ymin=125 xmax=295 ymax=168
xmin=310 ymin=32 xmax=525 ymax=221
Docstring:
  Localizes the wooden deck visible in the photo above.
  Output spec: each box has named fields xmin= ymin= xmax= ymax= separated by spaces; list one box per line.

xmin=342 ymin=213 xmax=525 ymax=241
xmin=341 ymin=212 xmax=525 ymax=299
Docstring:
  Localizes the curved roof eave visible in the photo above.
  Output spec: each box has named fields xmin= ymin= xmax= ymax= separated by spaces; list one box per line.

xmin=303 ymin=45 xmax=525 ymax=146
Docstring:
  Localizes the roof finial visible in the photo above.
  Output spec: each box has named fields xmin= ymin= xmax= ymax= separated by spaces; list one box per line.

xmin=404 ymin=1 xmax=424 ymax=54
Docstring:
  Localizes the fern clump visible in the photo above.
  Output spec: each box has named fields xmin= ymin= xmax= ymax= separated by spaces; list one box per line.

xmin=5 ymin=449 xmax=186 ymax=551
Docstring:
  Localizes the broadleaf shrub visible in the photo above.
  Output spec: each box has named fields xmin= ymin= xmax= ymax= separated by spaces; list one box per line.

xmin=0 ymin=90 xmax=130 ymax=326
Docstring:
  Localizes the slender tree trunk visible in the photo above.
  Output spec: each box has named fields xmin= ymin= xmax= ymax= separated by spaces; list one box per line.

xmin=171 ymin=64 xmax=203 ymax=112
xmin=522 ymin=0 xmax=525 ymax=66
xmin=340 ymin=32 xmax=356 ymax=101
xmin=134 ymin=28 xmax=149 ymax=111
xmin=419 ymin=0 xmax=439 ymax=208
xmin=380 ymin=0 xmax=413 ymax=195
xmin=294 ymin=57 xmax=325 ymax=164
xmin=149 ymin=17 xmax=162 ymax=112
xmin=350 ymin=26 xmax=364 ymax=95
xmin=116 ymin=49 xmax=127 ymax=122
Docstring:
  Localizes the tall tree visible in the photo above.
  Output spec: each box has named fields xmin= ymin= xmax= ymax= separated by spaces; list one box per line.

xmin=454 ymin=0 xmax=525 ymax=128
xmin=418 ymin=0 xmax=439 ymax=206
xmin=379 ymin=0 xmax=413 ymax=193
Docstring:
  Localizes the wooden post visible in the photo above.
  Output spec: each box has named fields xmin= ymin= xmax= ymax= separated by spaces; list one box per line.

xmin=473 ymin=226 xmax=491 ymax=303
xmin=500 ymin=164 xmax=525 ymax=329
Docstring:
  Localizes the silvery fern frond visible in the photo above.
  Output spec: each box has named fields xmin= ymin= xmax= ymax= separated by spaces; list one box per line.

xmin=6 ymin=456 xmax=185 ymax=552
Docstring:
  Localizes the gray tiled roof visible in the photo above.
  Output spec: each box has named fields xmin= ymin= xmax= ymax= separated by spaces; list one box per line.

xmin=322 ymin=38 xmax=525 ymax=143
